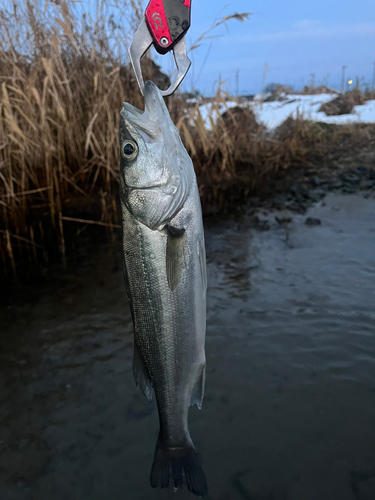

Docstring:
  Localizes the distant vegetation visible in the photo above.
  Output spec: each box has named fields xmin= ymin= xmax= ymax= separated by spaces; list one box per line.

xmin=1 ymin=0 xmax=374 ymax=282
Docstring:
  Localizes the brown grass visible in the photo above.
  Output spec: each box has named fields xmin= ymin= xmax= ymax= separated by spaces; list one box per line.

xmin=0 ymin=0 xmax=158 ymax=279
xmin=0 ymin=1 xmax=373 ymax=282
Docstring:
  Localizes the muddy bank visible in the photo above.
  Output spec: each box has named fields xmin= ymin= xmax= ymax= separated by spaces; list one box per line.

xmin=1 ymin=190 xmax=375 ymax=499
xmin=207 ymin=124 xmax=375 ymax=216
xmin=248 ymin=163 xmax=375 ymax=214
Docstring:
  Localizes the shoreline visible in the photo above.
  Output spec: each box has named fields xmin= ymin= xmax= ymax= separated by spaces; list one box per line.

xmin=1 ymin=159 xmax=375 ymax=305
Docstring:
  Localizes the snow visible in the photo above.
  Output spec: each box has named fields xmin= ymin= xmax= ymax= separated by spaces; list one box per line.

xmin=255 ymin=94 xmax=375 ymax=129
xmin=192 ymin=94 xmax=375 ymax=131
xmin=345 ymin=99 xmax=375 ymax=123
xmin=253 ymin=92 xmax=271 ymax=101
xmin=194 ymin=100 xmax=238 ymax=130
xmin=252 ymin=93 xmax=337 ymax=129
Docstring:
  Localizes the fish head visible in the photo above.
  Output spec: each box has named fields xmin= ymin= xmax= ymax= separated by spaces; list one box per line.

xmin=119 ymin=80 xmax=188 ymax=190
xmin=119 ymin=81 xmax=194 ymax=229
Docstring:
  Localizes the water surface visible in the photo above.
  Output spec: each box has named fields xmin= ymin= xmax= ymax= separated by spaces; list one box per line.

xmin=1 ymin=192 xmax=375 ymax=500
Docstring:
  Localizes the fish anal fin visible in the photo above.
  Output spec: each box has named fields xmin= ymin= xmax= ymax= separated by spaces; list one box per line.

xmin=133 ymin=342 xmax=153 ymax=401
xmin=190 ymin=363 xmax=206 ymax=409
xmin=197 ymin=237 xmax=207 ymax=296
xmin=166 ymin=226 xmax=186 ymax=292
xmin=123 ymin=256 xmax=135 ymax=327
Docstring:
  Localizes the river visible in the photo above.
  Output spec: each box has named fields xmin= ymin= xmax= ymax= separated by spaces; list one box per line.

xmin=1 ymin=191 xmax=375 ymax=500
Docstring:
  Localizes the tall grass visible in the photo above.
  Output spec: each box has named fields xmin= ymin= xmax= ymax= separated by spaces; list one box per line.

xmin=178 ymin=95 xmax=319 ymax=207
xmin=0 ymin=0 xmax=155 ymax=279
xmin=0 ymin=1 xmax=371 ymax=282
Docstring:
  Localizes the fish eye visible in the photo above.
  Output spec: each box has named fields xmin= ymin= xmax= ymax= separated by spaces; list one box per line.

xmin=121 ymin=140 xmax=138 ymax=161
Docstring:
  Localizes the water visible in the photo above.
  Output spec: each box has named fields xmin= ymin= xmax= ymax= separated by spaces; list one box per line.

xmin=1 ymin=192 xmax=375 ymax=500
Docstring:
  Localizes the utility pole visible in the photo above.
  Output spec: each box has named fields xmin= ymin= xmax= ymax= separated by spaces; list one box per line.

xmin=310 ymin=73 xmax=315 ymax=90
xmin=341 ymin=66 xmax=346 ymax=93
xmin=261 ymin=62 xmax=269 ymax=104
xmin=236 ymin=69 xmax=240 ymax=98
xmin=372 ymin=61 xmax=375 ymax=90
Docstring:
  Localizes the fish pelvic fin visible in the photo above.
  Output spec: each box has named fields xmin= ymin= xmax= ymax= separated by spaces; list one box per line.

xmin=133 ymin=341 xmax=153 ymax=401
xmin=190 ymin=363 xmax=206 ymax=409
xmin=150 ymin=435 xmax=208 ymax=497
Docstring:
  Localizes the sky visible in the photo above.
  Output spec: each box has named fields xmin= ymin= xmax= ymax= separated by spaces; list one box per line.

xmin=151 ymin=0 xmax=375 ymax=95
xmin=3 ymin=0 xmax=373 ymax=96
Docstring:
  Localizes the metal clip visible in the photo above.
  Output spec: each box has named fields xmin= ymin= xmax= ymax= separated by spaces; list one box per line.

xmin=129 ymin=18 xmax=191 ymax=97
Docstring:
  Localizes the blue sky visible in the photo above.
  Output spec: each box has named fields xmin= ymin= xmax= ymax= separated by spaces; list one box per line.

xmin=4 ymin=0 xmax=373 ymax=96
xmin=152 ymin=0 xmax=375 ymax=95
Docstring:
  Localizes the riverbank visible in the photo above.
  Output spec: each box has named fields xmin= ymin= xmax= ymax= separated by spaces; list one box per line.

xmin=2 ymin=8 xmax=375 ymax=282
xmin=2 ymin=127 xmax=375 ymax=297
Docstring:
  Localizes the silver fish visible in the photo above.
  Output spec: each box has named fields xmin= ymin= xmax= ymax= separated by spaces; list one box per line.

xmin=119 ymin=81 xmax=207 ymax=496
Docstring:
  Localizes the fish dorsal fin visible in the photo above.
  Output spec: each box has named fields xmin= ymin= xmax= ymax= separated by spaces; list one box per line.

xmin=190 ymin=363 xmax=206 ymax=409
xmin=133 ymin=342 xmax=153 ymax=401
xmin=166 ymin=226 xmax=187 ymax=291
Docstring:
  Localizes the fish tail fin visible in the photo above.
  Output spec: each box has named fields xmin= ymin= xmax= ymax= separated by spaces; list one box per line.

xmin=150 ymin=435 xmax=208 ymax=497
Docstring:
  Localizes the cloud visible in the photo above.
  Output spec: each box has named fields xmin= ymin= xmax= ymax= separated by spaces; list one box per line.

xmin=227 ymin=20 xmax=375 ymax=43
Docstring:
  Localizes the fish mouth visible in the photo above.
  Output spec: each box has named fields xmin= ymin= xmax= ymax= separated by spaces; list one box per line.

xmin=121 ymin=81 xmax=165 ymax=139
xmin=143 ymin=80 xmax=166 ymax=115
xmin=121 ymin=106 xmax=157 ymax=140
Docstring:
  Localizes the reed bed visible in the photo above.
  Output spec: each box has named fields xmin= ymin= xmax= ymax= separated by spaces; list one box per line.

xmin=0 ymin=0 xmax=372 ymax=282
xmin=0 ymin=0 xmax=153 ymax=279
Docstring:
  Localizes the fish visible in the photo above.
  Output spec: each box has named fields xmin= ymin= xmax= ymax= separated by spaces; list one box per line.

xmin=119 ymin=81 xmax=207 ymax=496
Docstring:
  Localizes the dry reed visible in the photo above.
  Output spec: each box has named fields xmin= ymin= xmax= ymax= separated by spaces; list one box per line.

xmin=1 ymin=0 xmax=371 ymax=282
xmin=0 ymin=0 xmax=155 ymax=280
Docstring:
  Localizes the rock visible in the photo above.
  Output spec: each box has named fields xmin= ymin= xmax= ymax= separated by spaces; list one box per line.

xmin=308 ymin=190 xmax=326 ymax=202
xmin=287 ymin=201 xmax=307 ymax=213
xmin=313 ymin=189 xmax=326 ymax=197
xmin=356 ymin=166 xmax=367 ymax=174
xmin=311 ymin=176 xmax=327 ymax=186
xmin=343 ymin=174 xmax=360 ymax=184
xmin=328 ymin=181 xmax=344 ymax=190
xmin=273 ymin=202 xmax=287 ymax=210
xmin=274 ymin=194 xmax=290 ymax=203
xmin=360 ymin=180 xmax=375 ymax=190
xmin=252 ymin=216 xmax=270 ymax=230
xmin=258 ymin=221 xmax=270 ymax=231
xmin=250 ymin=197 xmax=260 ymax=206
xmin=342 ymin=186 xmax=357 ymax=193
xmin=275 ymin=216 xmax=292 ymax=225
xmin=289 ymin=184 xmax=309 ymax=202
xmin=305 ymin=217 xmax=321 ymax=226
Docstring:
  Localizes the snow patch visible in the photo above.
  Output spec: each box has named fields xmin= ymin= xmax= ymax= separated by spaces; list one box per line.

xmin=192 ymin=94 xmax=375 ymax=131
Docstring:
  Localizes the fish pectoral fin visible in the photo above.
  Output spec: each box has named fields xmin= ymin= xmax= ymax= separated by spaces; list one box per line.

xmin=166 ymin=225 xmax=186 ymax=292
xmin=133 ymin=342 xmax=153 ymax=401
xmin=190 ymin=363 xmax=206 ymax=409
